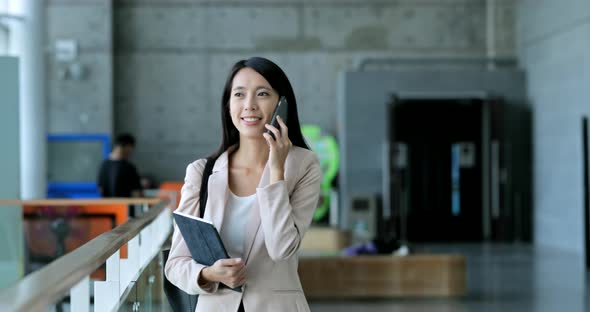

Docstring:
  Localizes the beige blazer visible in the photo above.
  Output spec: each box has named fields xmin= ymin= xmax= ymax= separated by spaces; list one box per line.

xmin=165 ymin=145 xmax=321 ymax=312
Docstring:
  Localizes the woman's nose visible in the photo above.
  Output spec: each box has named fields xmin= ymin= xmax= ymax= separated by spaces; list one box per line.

xmin=244 ymin=96 xmax=258 ymax=110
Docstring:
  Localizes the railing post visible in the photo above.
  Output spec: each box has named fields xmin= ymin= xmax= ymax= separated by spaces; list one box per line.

xmin=70 ymin=276 xmax=89 ymax=312
xmin=121 ymin=235 xmax=140 ymax=288
xmin=94 ymin=250 xmax=121 ymax=312
xmin=107 ymin=250 xmax=121 ymax=287
xmin=140 ymin=225 xmax=152 ymax=267
xmin=157 ymin=208 xmax=172 ymax=246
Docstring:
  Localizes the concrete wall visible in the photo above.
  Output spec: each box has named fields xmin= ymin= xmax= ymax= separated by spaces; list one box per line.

xmin=46 ymin=0 xmax=516 ymax=182
xmin=517 ymin=0 xmax=590 ymax=254
xmin=45 ymin=0 xmax=113 ymax=134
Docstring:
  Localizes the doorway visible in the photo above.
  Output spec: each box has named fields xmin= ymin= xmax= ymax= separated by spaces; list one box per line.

xmin=390 ymin=98 xmax=484 ymax=242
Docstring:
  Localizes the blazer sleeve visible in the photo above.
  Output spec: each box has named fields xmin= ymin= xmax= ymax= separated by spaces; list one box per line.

xmin=256 ymin=152 xmax=322 ymax=261
xmin=164 ymin=160 xmax=220 ymax=295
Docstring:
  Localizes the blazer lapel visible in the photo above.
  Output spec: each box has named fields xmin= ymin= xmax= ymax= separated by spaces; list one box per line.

xmin=243 ymin=163 xmax=268 ymax=263
xmin=204 ymin=150 xmax=230 ymax=233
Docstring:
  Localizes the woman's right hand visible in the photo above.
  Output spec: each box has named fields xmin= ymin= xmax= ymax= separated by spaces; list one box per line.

xmin=200 ymin=258 xmax=246 ymax=288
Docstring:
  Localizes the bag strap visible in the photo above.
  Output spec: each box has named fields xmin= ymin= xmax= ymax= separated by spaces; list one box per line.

xmin=199 ymin=157 xmax=216 ymax=218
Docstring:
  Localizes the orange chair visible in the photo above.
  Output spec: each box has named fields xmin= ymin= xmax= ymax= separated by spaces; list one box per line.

xmin=24 ymin=203 xmax=130 ymax=280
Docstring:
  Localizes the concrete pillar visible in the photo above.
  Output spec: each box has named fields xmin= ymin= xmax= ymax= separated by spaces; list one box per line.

xmin=10 ymin=0 xmax=46 ymax=199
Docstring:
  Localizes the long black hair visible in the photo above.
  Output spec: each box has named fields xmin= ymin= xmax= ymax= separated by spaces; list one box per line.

xmin=209 ymin=57 xmax=309 ymax=160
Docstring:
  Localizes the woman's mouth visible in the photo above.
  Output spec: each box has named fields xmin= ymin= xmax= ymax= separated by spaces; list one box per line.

xmin=241 ymin=116 xmax=262 ymax=126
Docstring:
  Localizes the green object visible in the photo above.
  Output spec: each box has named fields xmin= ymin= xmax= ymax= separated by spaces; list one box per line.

xmin=302 ymin=125 xmax=339 ymax=222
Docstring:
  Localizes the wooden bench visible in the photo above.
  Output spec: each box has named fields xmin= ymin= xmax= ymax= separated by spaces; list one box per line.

xmin=298 ymin=254 xmax=466 ymax=298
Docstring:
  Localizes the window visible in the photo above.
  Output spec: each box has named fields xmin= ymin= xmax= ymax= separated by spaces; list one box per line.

xmin=0 ymin=0 xmax=22 ymax=56
xmin=0 ymin=0 xmax=10 ymax=55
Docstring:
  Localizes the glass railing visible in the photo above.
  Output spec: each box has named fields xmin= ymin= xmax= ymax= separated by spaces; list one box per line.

xmin=0 ymin=198 xmax=172 ymax=311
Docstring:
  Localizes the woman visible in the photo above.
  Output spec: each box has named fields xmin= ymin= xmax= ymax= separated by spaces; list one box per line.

xmin=165 ymin=56 xmax=321 ymax=312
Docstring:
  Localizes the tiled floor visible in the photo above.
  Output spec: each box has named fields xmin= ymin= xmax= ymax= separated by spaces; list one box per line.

xmin=309 ymin=244 xmax=590 ymax=312
xmin=76 ymin=244 xmax=589 ymax=311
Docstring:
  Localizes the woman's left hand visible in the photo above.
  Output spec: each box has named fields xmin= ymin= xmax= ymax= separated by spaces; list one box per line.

xmin=263 ymin=116 xmax=292 ymax=182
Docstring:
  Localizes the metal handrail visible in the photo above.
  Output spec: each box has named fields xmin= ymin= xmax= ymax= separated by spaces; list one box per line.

xmin=0 ymin=199 xmax=168 ymax=312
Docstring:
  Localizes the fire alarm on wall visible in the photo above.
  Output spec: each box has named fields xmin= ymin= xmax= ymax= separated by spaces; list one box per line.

xmin=55 ymin=39 xmax=78 ymax=62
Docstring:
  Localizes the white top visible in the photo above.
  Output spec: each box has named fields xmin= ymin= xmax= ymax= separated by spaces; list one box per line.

xmin=219 ymin=190 xmax=256 ymax=259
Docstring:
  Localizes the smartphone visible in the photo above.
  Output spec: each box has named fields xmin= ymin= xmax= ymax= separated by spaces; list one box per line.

xmin=265 ymin=96 xmax=288 ymax=140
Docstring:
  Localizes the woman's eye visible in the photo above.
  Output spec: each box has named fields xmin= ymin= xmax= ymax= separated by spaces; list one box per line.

xmin=258 ymin=91 xmax=270 ymax=96
xmin=233 ymin=92 xmax=243 ymax=97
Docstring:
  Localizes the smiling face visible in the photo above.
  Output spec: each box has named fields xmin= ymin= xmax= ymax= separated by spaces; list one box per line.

xmin=229 ymin=67 xmax=280 ymax=140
